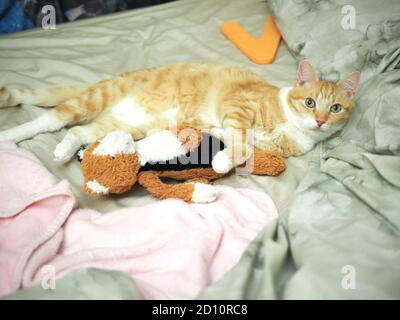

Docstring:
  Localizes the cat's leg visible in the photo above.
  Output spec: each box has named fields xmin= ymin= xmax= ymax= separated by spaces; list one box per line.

xmin=0 ymin=79 xmax=125 ymax=143
xmin=212 ymin=114 xmax=253 ymax=174
xmin=253 ymin=130 xmax=302 ymax=157
xmin=53 ymin=115 xmax=144 ymax=162
xmin=0 ymin=84 xmax=92 ymax=108
xmin=253 ymin=137 xmax=281 ymax=154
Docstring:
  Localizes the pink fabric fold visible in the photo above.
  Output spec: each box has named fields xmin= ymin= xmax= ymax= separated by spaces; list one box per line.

xmin=0 ymin=141 xmax=278 ymax=299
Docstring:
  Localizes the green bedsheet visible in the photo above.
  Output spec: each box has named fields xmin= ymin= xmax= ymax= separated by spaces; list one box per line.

xmin=199 ymin=62 xmax=400 ymax=300
xmin=198 ymin=0 xmax=400 ymax=299
xmin=3 ymin=0 xmax=400 ymax=299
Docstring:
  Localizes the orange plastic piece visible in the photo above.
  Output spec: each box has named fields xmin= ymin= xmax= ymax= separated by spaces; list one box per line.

xmin=221 ymin=16 xmax=281 ymax=64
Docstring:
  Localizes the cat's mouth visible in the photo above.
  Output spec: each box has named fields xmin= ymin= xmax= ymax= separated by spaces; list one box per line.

xmin=298 ymin=118 xmax=329 ymax=133
xmin=302 ymin=122 xmax=326 ymax=132
xmin=307 ymin=123 xmax=332 ymax=133
xmin=310 ymin=126 xmax=323 ymax=131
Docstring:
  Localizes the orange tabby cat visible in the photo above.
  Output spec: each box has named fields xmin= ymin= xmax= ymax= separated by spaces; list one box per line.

xmin=0 ymin=60 xmax=360 ymax=173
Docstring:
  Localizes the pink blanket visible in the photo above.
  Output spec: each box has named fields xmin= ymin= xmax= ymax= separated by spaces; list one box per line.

xmin=0 ymin=141 xmax=278 ymax=299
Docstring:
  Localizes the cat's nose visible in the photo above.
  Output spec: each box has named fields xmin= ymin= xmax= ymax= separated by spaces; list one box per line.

xmin=316 ymin=119 xmax=326 ymax=127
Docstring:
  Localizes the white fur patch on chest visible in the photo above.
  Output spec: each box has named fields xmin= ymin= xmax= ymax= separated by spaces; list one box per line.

xmin=281 ymin=122 xmax=316 ymax=152
xmin=279 ymin=87 xmax=317 ymax=152
xmin=109 ymin=96 xmax=154 ymax=127
xmin=254 ymin=123 xmax=314 ymax=153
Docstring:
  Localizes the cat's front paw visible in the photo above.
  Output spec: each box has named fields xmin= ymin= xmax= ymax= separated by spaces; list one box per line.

xmin=54 ymin=141 xmax=77 ymax=163
xmin=212 ymin=151 xmax=233 ymax=174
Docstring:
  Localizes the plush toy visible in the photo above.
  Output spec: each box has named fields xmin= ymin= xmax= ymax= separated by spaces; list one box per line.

xmin=79 ymin=126 xmax=286 ymax=203
xmin=221 ymin=16 xmax=281 ymax=64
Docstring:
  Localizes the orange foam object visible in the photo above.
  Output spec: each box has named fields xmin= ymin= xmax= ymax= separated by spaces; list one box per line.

xmin=221 ymin=16 xmax=281 ymax=64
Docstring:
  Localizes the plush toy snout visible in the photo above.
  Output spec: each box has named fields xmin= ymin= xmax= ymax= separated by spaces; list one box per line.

xmin=82 ymin=151 xmax=140 ymax=195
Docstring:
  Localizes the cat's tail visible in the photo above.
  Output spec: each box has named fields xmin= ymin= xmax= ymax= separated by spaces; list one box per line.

xmin=0 ymin=84 xmax=92 ymax=108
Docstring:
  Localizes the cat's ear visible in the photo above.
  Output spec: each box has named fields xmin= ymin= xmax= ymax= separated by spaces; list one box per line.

xmin=296 ymin=59 xmax=318 ymax=86
xmin=338 ymin=71 xmax=361 ymax=99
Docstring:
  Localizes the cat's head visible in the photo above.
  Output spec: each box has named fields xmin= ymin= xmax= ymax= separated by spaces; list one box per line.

xmin=286 ymin=60 xmax=360 ymax=138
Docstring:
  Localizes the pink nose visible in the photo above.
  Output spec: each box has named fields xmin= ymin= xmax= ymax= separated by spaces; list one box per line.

xmin=316 ymin=119 xmax=326 ymax=127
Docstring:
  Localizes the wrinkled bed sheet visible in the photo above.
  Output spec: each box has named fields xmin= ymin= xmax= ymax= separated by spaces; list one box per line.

xmin=2 ymin=0 xmax=399 ymax=301
xmin=0 ymin=0 xmax=308 ymax=214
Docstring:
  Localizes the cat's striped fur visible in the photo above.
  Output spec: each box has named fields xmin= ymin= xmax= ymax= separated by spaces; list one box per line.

xmin=0 ymin=61 xmax=360 ymax=173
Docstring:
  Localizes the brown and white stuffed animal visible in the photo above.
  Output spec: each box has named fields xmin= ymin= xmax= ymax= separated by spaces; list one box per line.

xmin=79 ymin=126 xmax=286 ymax=203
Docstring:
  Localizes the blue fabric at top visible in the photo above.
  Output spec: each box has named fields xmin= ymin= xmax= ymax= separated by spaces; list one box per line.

xmin=0 ymin=0 xmax=34 ymax=35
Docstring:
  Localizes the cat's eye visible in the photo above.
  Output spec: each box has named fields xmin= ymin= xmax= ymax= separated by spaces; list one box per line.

xmin=304 ymin=97 xmax=316 ymax=108
xmin=330 ymin=104 xmax=342 ymax=113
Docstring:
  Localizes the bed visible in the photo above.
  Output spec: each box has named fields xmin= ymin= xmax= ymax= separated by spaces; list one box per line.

xmin=0 ymin=0 xmax=308 ymax=214
xmin=1 ymin=0 xmax=399 ymax=299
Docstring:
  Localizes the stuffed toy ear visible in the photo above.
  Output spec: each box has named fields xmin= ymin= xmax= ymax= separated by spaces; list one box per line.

xmin=296 ymin=59 xmax=318 ymax=86
xmin=174 ymin=125 xmax=202 ymax=153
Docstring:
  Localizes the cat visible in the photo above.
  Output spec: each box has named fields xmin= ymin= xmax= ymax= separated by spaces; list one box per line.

xmin=0 ymin=60 xmax=360 ymax=173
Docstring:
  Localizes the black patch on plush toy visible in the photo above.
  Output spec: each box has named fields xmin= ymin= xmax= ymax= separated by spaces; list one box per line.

xmin=141 ymin=132 xmax=225 ymax=171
